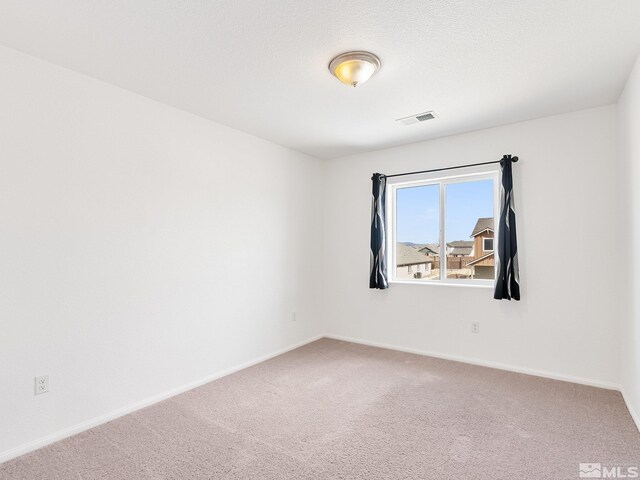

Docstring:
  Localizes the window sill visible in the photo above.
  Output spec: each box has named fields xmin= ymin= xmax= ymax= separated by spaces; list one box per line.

xmin=388 ymin=280 xmax=494 ymax=289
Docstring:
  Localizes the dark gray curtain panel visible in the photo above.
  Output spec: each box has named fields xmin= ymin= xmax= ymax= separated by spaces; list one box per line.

xmin=494 ymin=155 xmax=521 ymax=300
xmin=370 ymin=173 xmax=388 ymax=289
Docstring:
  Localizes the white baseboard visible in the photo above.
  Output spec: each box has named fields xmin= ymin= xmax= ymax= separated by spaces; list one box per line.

xmin=324 ymin=334 xmax=621 ymax=391
xmin=621 ymin=387 xmax=640 ymax=433
xmin=0 ymin=334 xmax=323 ymax=465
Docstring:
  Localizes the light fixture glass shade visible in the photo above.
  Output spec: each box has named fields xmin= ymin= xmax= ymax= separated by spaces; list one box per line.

xmin=329 ymin=51 xmax=380 ymax=87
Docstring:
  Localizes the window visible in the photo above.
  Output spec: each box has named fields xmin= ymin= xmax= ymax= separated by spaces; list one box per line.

xmin=388 ymin=168 xmax=497 ymax=286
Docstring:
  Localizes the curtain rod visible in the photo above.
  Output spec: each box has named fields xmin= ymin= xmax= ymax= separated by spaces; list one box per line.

xmin=381 ymin=155 xmax=518 ymax=179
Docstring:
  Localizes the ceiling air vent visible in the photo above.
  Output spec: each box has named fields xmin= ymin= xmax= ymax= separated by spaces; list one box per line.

xmin=395 ymin=111 xmax=437 ymax=126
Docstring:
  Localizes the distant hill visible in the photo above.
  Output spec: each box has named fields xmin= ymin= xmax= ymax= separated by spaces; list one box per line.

xmin=400 ymin=242 xmax=427 ymax=249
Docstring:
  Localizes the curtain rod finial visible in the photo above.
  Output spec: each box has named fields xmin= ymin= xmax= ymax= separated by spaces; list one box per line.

xmin=500 ymin=155 xmax=519 ymax=165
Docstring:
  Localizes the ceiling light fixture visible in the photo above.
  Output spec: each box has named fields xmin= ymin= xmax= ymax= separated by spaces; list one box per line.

xmin=328 ymin=51 xmax=380 ymax=87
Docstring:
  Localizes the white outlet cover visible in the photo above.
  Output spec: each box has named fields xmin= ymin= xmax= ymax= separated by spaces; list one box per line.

xmin=35 ymin=375 xmax=49 ymax=395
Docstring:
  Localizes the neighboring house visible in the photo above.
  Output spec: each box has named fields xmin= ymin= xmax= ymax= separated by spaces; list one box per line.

xmin=396 ymin=243 xmax=433 ymax=278
xmin=467 ymin=217 xmax=495 ymax=279
xmin=446 ymin=240 xmax=474 ymax=257
xmin=399 ymin=225 xmax=493 ymax=280
xmin=418 ymin=241 xmax=474 ymax=257
xmin=418 ymin=243 xmax=440 ymax=256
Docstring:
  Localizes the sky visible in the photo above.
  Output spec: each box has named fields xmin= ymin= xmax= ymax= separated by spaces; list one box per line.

xmin=396 ymin=179 xmax=494 ymax=244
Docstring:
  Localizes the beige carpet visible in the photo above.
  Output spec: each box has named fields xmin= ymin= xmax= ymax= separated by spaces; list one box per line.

xmin=1 ymin=338 xmax=638 ymax=479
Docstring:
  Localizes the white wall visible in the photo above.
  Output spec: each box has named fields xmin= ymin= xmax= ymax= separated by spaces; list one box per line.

xmin=0 ymin=46 xmax=324 ymax=458
xmin=323 ymin=106 xmax=623 ymax=387
xmin=619 ymin=54 xmax=640 ymax=426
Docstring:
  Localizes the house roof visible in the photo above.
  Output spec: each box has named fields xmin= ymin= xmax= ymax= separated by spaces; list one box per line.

xmin=449 ymin=247 xmax=473 ymax=256
xmin=467 ymin=252 xmax=495 ymax=266
xmin=471 ymin=217 xmax=494 ymax=237
xmin=446 ymin=240 xmax=473 ymax=256
xmin=419 ymin=243 xmax=440 ymax=255
xmin=396 ymin=243 xmax=433 ymax=267
xmin=447 ymin=240 xmax=474 ymax=248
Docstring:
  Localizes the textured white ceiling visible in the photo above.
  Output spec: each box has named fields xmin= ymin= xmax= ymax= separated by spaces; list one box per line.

xmin=1 ymin=0 xmax=640 ymax=158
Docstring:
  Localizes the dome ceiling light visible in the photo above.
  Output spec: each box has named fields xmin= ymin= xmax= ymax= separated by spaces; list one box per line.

xmin=328 ymin=51 xmax=381 ymax=87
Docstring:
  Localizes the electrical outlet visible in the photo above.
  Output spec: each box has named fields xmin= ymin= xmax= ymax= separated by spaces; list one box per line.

xmin=35 ymin=375 xmax=49 ymax=395
xmin=471 ymin=321 xmax=480 ymax=334
xmin=291 ymin=312 xmax=297 ymax=322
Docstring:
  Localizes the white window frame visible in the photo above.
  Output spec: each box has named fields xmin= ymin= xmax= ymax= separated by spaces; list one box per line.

xmin=386 ymin=165 xmax=499 ymax=288
xmin=483 ymin=237 xmax=494 ymax=252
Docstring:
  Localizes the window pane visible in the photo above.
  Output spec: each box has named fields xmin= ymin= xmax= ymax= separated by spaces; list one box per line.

xmin=483 ymin=238 xmax=494 ymax=251
xmin=445 ymin=179 xmax=494 ymax=280
xmin=395 ymin=184 xmax=440 ymax=281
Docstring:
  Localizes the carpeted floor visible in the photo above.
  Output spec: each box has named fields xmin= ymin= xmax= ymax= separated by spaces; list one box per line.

xmin=1 ymin=338 xmax=639 ymax=479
